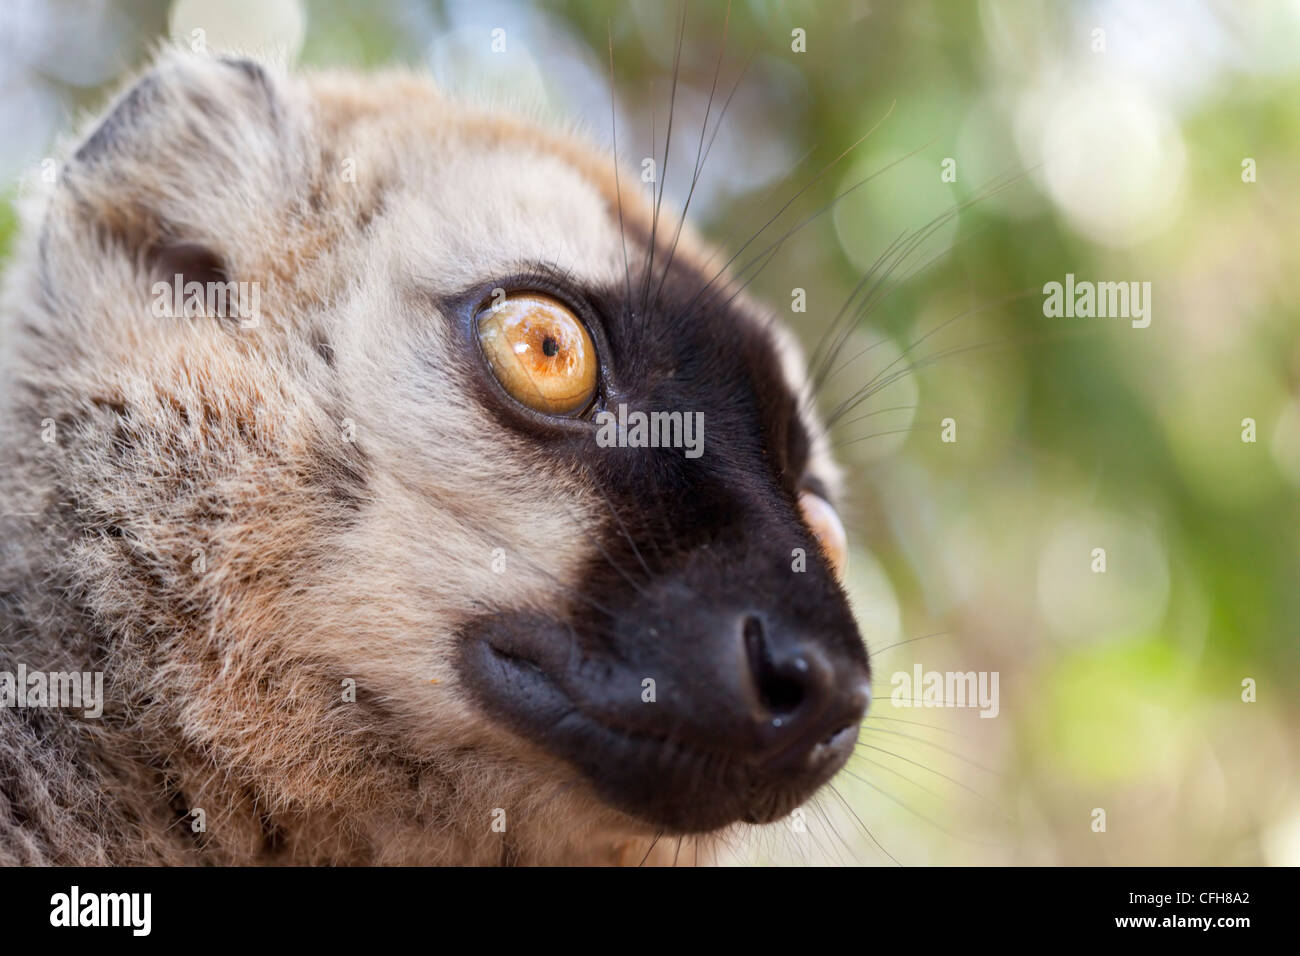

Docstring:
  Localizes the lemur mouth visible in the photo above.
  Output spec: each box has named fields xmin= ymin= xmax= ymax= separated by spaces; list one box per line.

xmin=457 ymin=612 xmax=869 ymax=834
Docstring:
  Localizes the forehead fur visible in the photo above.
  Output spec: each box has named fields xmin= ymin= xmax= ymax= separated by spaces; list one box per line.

xmin=307 ymin=72 xmax=635 ymax=291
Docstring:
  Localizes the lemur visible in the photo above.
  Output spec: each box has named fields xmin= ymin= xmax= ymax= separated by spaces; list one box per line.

xmin=0 ymin=50 xmax=869 ymax=865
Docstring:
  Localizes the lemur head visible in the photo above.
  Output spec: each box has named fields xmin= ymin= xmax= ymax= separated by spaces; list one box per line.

xmin=5 ymin=51 xmax=869 ymax=862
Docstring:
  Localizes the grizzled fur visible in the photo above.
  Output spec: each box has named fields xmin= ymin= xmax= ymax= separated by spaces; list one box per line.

xmin=0 ymin=51 xmax=842 ymax=865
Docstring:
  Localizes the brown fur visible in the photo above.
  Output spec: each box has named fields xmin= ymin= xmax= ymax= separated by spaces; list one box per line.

xmin=0 ymin=51 xmax=835 ymax=865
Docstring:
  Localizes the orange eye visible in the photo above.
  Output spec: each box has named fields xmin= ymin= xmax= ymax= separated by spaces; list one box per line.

xmin=798 ymin=490 xmax=848 ymax=579
xmin=476 ymin=293 xmax=598 ymax=416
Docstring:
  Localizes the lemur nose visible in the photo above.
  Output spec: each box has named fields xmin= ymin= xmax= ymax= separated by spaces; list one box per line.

xmin=741 ymin=614 xmax=870 ymax=769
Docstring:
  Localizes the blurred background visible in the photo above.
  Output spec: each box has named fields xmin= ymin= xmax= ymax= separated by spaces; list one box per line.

xmin=2 ymin=0 xmax=1297 ymax=865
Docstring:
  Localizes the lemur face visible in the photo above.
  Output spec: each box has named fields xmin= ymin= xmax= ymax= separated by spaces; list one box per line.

xmin=15 ymin=52 xmax=868 ymax=858
xmin=453 ymin=264 xmax=871 ymax=832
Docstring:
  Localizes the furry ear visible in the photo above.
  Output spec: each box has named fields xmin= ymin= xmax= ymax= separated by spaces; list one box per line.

xmin=44 ymin=51 xmax=295 ymax=301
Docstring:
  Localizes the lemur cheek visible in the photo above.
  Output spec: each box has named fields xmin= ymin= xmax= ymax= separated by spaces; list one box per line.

xmin=798 ymin=490 xmax=848 ymax=579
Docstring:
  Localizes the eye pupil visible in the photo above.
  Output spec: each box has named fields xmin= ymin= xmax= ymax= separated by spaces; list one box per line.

xmin=542 ymin=336 xmax=559 ymax=357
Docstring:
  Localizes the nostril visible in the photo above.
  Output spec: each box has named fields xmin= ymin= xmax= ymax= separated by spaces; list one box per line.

xmin=743 ymin=615 xmax=807 ymax=716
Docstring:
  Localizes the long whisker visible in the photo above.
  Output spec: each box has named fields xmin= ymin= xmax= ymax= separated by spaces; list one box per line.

xmin=640 ymin=0 xmax=688 ymax=316
xmin=676 ymin=102 xmax=903 ymax=326
xmin=827 ymin=782 xmax=901 ymax=865
xmin=808 ymin=166 xmax=1032 ymax=396
xmin=809 ymin=796 xmax=860 ymax=865
xmin=607 ymin=23 xmax=633 ymax=306
xmin=823 ymin=289 xmax=1039 ymax=432
xmin=864 ymin=714 xmax=970 ymax=737
xmin=650 ymin=0 xmax=739 ymax=312
xmin=811 ymin=222 xmax=1014 ymax=400
xmin=855 ymin=742 xmax=1001 ymax=809
xmin=859 ymin=725 xmax=1001 ymax=776
xmin=840 ymin=766 xmax=999 ymax=846
xmin=551 ymin=496 xmax=653 ymax=598
xmin=639 ymin=830 xmax=664 ymax=866
xmin=684 ymin=119 xmax=923 ymax=325
xmin=474 ymin=530 xmax=620 ymax=621
xmin=849 ymin=752 xmax=948 ymax=801
xmin=588 ymin=479 xmax=656 ymax=581
xmin=868 ymin=630 xmax=952 ymax=655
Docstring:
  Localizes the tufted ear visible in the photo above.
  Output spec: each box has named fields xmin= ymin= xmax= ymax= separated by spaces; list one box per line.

xmin=42 ymin=50 xmax=298 ymax=315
